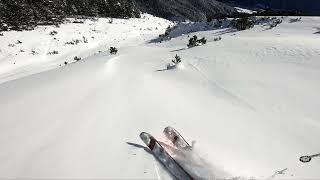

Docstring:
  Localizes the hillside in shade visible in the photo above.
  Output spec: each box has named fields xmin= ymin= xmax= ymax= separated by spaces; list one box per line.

xmin=134 ymin=0 xmax=236 ymax=21
xmin=0 ymin=0 xmax=236 ymax=32
xmin=0 ymin=0 xmax=140 ymax=31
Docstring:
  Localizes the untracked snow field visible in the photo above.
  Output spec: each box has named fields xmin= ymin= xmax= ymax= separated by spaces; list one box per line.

xmin=0 ymin=15 xmax=320 ymax=179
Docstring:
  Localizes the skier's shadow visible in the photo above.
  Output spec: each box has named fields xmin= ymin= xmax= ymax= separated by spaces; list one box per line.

xmin=170 ymin=48 xmax=186 ymax=52
xmin=126 ymin=142 xmax=152 ymax=154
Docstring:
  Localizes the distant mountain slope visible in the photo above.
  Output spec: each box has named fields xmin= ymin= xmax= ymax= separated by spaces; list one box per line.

xmin=134 ymin=0 xmax=236 ymax=21
xmin=0 ymin=0 xmax=235 ymax=31
xmin=218 ymin=0 xmax=320 ymax=15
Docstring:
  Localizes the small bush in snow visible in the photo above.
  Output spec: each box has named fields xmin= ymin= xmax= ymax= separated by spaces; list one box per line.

xmin=109 ymin=47 xmax=118 ymax=55
xmin=49 ymin=30 xmax=58 ymax=36
xmin=74 ymin=56 xmax=81 ymax=61
xmin=289 ymin=17 xmax=302 ymax=23
xmin=16 ymin=40 xmax=22 ymax=44
xmin=188 ymin=35 xmax=207 ymax=48
xmin=31 ymin=50 xmax=38 ymax=55
xmin=214 ymin=36 xmax=222 ymax=41
xmin=83 ymin=36 xmax=88 ymax=43
xmin=47 ymin=50 xmax=59 ymax=55
xmin=232 ymin=17 xmax=254 ymax=30
xmin=188 ymin=35 xmax=198 ymax=47
xmin=8 ymin=44 xmax=15 ymax=47
xmin=269 ymin=19 xmax=282 ymax=29
xmin=0 ymin=33 xmax=3 ymax=36
xmin=199 ymin=37 xmax=207 ymax=45
xmin=159 ymin=25 xmax=175 ymax=42
xmin=65 ymin=39 xmax=81 ymax=45
xmin=159 ymin=32 xmax=170 ymax=42
xmin=172 ymin=54 xmax=182 ymax=65
xmin=166 ymin=54 xmax=182 ymax=70
xmin=64 ymin=61 xmax=68 ymax=65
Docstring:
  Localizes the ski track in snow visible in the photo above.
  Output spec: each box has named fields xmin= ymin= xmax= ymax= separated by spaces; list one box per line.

xmin=187 ymin=62 xmax=257 ymax=111
xmin=0 ymin=16 xmax=320 ymax=179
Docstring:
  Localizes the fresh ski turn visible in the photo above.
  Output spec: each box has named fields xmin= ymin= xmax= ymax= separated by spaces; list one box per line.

xmin=139 ymin=132 xmax=194 ymax=180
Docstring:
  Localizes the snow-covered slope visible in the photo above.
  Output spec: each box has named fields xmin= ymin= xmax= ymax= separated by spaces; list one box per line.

xmin=235 ymin=7 xmax=256 ymax=14
xmin=0 ymin=14 xmax=172 ymax=84
xmin=0 ymin=16 xmax=320 ymax=179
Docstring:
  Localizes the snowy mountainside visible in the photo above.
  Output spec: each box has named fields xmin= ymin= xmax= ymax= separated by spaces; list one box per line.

xmin=235 ymin=7 xmax=256 ymax=14
xmin=0 ymin=15 xmax=320 ymax=179
xmin=0 ymin=14 xmax=172 ymax=84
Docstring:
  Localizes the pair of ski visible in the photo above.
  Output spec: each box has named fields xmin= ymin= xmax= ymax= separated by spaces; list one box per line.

xmin=140 ymin=126 xmax=194 ymax=180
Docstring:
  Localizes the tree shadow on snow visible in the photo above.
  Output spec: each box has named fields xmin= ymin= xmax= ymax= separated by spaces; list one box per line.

xmin=156 ymin=64 xmax=177 ymax=72
xmin=156 ymin=69 xmax=168 ymax=72
xmin=170 ymin=47 xmax=187 ymax=52
xmin=213 ymin=28 xmax=237 ymax=36
xmin=313 ymin=27 xmax=320 ymax=34
xmin=148 ymin=20 xmax=235 ymax=44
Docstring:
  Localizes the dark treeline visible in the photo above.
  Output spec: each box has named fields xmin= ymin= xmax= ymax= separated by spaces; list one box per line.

xmin=0 ymin=0 xmax=140 ymax=31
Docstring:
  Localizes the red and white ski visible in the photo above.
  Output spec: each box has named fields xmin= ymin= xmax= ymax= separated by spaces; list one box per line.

xmin=140 ymin=132 xmax=194 ymax=180
xmin=162 ymin=127 xmax=215 ymax=180
xmin=163 ymin=126 xmax=191 ymax=150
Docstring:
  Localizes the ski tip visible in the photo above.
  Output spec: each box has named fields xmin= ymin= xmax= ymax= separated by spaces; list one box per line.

xmin=140 ymin=132 xmax=157 ymax=150
xmin=140 ymin=132 xmax=149 ymax=146
xmin=140 ymin=132 xmax=149 ymax=140
xmin=140 ymin=132 xmax=153 ymax=138
xmin=139 ymin=132 xmax=147 ymax=136
xmin=140 ymin=132 xmax=154 ymax=142
xmin=164 ymin=126 xmax=174 ymax=132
